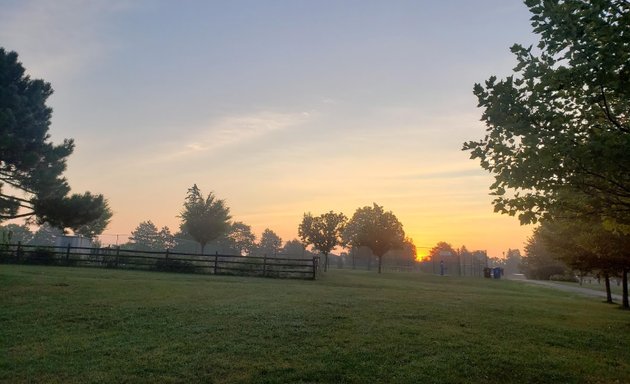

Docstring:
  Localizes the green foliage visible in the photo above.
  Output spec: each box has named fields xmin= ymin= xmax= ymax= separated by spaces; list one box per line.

xmin=463 ymin=1 xmax=630 ymax=229
xmin=129 ymin=221 xmax=175 ymax=251
xmin=538 ymin=217 xmax=630 ymax=307
xmin=427 ymin=241 xmax=457 ymax=262
xmin=521 ymin=228 xmax=568 ymax=280
xmin=22 ymin=247 xmax=58 ymax=265
xmin=281 ymin=238 xmax=313 ymax=258
xmin=0 ymin=223 xmax=33 ymax=244
xmin=257 ymin=228 xmax=282 ymax=256
xmin=0 ymin=48 xmax=111 ymax=231
xmin=344 ymin=203 xmax=405 ymax=273
xmin=72 ymin=200 xmax=113 ymax=239
xmin=299 ymin=211 xmax=346 ymax=271
xmin=179 ymin=184 xmax=231 ymax=254
xmin=0 ymin=48 xmax=73 ymax=220
xmin=214 ymin=221 xmax=256 ymax=255
xmin=549 ymin=273 xmax=579 ymax=283
xmin=154 ymin=258 xmax=196 ymax=274
xmin=33 ymin=192 xmax=110 ymax=234
xmin=29 ymin=223 xmax=63 ymax=246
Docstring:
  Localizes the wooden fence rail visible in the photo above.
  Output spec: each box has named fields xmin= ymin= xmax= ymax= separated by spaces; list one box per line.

xmin=0 ymin=242 xmax=319 ymax=280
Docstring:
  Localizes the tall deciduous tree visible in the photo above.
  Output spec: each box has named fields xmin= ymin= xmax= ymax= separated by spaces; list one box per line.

xmin=540 ymin=218 xmax=630 ymax=307
xmin=343 ymin=203 xmax=405 ymax=273
xmin=217 ymin=221 xmax=256 ymax=255
xmin=298 ymin=211 xmax=346 ymax=272
xmin=179 ymin=185 xmax=231 ymax=254
xmin=258 ymin=228 xmax=282 ymax=257
xmin=427 ymin=242 xmax=457 ymax=262
xmin=129 ymin=221 xmax=175 ymax=251
xmin=0 ymin=48 xmax=110 ymax=229
xmin=0 ymin=223 xmax=33 ymax=244
xmin=463 ymin=1 xmax=630 ymax=231
xmin=521 ymin=228 xmax=568 ymax=280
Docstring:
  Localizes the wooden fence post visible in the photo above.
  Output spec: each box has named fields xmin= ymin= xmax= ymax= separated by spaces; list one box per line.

xmin=65 ymin=244 xmax=71 ymax=265
xmin=263 ymin=253 xmax=267 ymax=277
xmin=214 ymin=251 xmax=218 ymax=275
xmin=115 ymin=246 xmax=120 ymax=268
xmin=312 ymin=256 xmax=318 ymax=280
xmin=16 ymin=241 xmax=22 ymax=263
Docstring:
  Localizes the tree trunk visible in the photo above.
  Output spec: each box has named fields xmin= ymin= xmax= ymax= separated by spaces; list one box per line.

xmin=604 ymin=272 xmax=613 ymax=304
xmin=200 ymin=243 xmax=206 ymax=255
xmin=378 ymin=255 xmax=382 ymax=274
xmin=324 ymin=253 xmax=328 ymax=272
xmin=623 ymin=268 xmax=629 ymax=309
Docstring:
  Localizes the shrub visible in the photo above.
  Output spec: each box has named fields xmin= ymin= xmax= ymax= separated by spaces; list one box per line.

xmin=154 ymin=258 xmax=196 ymax=274
xmin=24 ymin=248 xmax=59 ymax=265
xmin=550 ymin=273 xmax=579 ymax=283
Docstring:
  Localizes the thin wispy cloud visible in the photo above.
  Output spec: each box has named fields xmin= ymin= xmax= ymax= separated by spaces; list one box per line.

xmin=151 ymin=110 xmax=312 ymax=163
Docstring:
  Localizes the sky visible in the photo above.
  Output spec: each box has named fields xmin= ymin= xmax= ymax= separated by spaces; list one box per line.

xmin=0 ymin=0 xmax=539 ymax=258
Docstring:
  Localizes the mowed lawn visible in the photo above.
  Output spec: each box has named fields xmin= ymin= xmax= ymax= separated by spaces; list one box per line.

xmin=1 ymin=265 xmax=629 ymax=384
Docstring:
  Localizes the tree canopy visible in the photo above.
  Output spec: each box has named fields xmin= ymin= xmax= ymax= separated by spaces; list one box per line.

xmin=343 ymin=203 xmax=405 ymax=273
xmin=539 ymin=217 xmax=630 ymax=307
xmin=0 ymin=48 xmax=110 ymax=233
xmin=220 ymin=221 xmax=256 ymax=256
xmin=298 ymin=211 xmax=346 ymax=271
xmin=258 ymin=228 xmax=282 ymax=256
xmin=179 ymin=184 xmax=231 ymax=254
xmin=130 ymin=220 xmax=175 ymax=251
xmin=521 ymin=227 xmax=568 ymax=281
xmin=462 ymin=0 xmax=630 ymax=230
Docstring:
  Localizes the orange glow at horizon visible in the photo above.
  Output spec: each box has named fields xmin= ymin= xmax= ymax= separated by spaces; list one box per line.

xmin=415 ymin=252 xmax=429 ymax=262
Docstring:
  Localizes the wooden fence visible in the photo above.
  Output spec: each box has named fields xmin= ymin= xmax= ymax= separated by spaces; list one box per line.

xmin=0 ymin=243 xmax=319 ymax=280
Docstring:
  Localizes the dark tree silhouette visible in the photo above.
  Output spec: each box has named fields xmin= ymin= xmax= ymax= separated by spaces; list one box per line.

xmin=179 ymin=185 xmax=231 ymax=254
xmin=298 ymin=211 xmax=346 ymax=271
xmin=0 ymin=48 xmax=110 ymax=231
xmin=344 ymin=203 xmax=405 ymax=273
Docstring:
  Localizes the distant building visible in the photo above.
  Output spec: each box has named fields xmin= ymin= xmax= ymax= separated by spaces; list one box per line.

xmin=56 ymin=235 xmax=93 ymax=250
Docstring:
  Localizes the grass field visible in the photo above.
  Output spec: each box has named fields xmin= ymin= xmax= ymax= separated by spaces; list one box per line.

xmin=556 ymin=278 xmax=625 ymax=296
xmin=2 ymin=265 xmax=629 ymax=383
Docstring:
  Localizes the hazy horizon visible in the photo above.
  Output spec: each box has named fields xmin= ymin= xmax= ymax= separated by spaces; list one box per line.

xmin=0 ymin=0 xmax=538 ymax=258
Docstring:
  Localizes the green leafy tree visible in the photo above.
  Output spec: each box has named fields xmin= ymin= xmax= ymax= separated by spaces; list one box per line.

xmin=503 ymin=249 xmax=522 ymax=276
xmin=343 ymin=203 xmax=405 ymax=274
xmin=179 ymin=185 xmax=231 ymax=254
xmin=29 ymin=223 xmax=63 ymax=246
xmin=0 ymin=223 xmax=33 ymax=244
xmin=158 ymin=226 xmax=176 ymax=250
xmin=426 ymin=241 xmax=459 ymax=275
xmin=385 ymin=237 xmax=418 ymax=268
xmin=298 ymin=211 xmax=347 ymax=272
xmin=282 ymin=238 xmax=314 ymax=258
xmin=521 ymin=228 xmax=568 ymax=280
xmin=540 ymin=218 xmax=630 ymax=307
xmin=462 ymin=1 xmax=630 ymax=231
xmin=0 ymin=48 xmax=110 ymax=229
xmin=258 ymin=228 xmax=282 ymax=257
xmin=215 ymin=221 xmax=256 ymax=255
xmin=427 ymin=242 xmax=457 ymax=262
xmin=130 ymin=221 xmax=161 ymax=251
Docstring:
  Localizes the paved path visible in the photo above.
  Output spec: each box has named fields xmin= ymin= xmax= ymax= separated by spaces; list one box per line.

xmin=512 ymin=278 xmax=623 ymax=302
